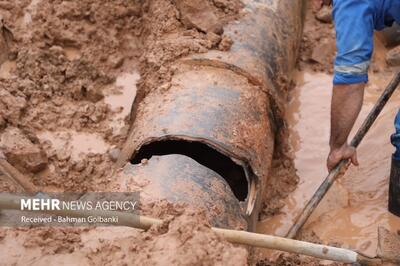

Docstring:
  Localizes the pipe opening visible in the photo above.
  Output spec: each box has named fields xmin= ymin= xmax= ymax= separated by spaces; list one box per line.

xmin=130 ymin=140 xmax=248 ymax=201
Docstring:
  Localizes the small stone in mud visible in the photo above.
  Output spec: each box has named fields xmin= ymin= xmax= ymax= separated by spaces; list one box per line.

xmin=174 ymin=0 xmax=223 ymax=34
xmin=218 ymin=35 xmax=233 ymax=51
xmin=206 ymin=32 xmax=222 ymax=47
xmin=56 ymin=150 xmax=71 ymax=162
xmin=315 ymin=5 xmax=332 ymax=23
xmin=0 ymin=89 xmax=27 ymax=123
xmin=74 ymin=161 xmax=86 ymax=172
xmin=0 ymin=127 xmax=48 ymax=173
xmin=108 ymin=148 xmax=120 ymax=162
xmin=386 ymin=45 xmax=400 ymax=66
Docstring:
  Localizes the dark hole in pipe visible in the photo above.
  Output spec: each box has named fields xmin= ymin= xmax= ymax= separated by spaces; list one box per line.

xmin=131 ymin=140 xmax=248 ymax=201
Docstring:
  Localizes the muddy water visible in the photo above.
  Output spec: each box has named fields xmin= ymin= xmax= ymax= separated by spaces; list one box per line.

xmin=104 ymin=71 xmax=139 ymax=131
xmin=258 ymin=40 xmax=400 ymax=257
xmin=257 ymin=72 xmax=333 ymax=238
xmin=35 ymin=71 xmax=139 ymax=160
xmin=38 ymin=131 xmax=110 ymax=161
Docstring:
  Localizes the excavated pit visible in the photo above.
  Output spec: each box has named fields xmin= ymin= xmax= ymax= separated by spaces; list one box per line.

xmin=2 ymin=0 xmax=399 ymax=264
xmin=0 ymin=0 xmax=332 ymax=265
xmin=130 ymin=140 xmax=248 ymax=201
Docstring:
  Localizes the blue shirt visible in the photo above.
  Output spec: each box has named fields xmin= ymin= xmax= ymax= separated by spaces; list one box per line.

xmin=333 ymin=0 xmax=400 ymax=85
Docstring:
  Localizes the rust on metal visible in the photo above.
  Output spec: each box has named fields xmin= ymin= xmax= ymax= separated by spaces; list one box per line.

xmin=120 ymin=154 xmax=247 ymax=229
xmin=182 ymin=0 xmax=305 ymax=100
xmin=119 ymin=65 xmax=273 ymax=229
xmin=117 ymin=0 xmax=305 ymax=230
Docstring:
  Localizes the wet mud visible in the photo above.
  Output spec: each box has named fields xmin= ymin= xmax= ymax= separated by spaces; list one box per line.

xmin=0 ymin=0 xmax=251 ymax=265
xmin=256 ymin=3 xmax=400 ymax=265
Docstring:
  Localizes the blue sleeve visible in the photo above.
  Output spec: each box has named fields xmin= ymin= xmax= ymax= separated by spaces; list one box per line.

xmin=332 ymin=0 xmax=374 ymax=85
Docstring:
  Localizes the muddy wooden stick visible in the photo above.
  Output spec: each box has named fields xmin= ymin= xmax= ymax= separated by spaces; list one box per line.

xmin=0 ymin=194 xmax=383 ymax=264
xmin=287 ymin=72 xmax=400 ymax=239
xmin=0 ymin=151 xmax=38 ymax=192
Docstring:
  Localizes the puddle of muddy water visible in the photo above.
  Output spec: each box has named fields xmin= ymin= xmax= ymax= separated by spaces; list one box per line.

xmin=257 ymin=71 xmax=333 ymax=236
xmin=258 ymin=39 xmax=400 ymax=258
xmin=38 ymin=131 xmax=110 ymax=161
xmin=103 ymin=71 xmax=139 ymax=132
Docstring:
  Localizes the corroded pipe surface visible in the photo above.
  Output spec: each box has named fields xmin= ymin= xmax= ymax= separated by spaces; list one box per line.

xmin=118 ymin=0 xmax=305 ymax=230
xmin=119 ymin=154 xmax=247 ymax=229
xmin=120 ymin=65 xmax=272 ymax=229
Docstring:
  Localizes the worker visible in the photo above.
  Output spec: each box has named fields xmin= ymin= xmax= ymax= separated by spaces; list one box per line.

xmin=314 ymin=0 xmax=400 ymax=217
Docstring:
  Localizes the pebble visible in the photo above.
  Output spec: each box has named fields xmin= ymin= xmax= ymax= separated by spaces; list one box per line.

xmin=108 ymin=148 xmax=120 ymax=162
xmin=0 ymin=127 xmax=48 ymax=173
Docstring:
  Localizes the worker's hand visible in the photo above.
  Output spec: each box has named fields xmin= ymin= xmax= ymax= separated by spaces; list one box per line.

xmin=327 ymin=143 xmax=358 ymax=172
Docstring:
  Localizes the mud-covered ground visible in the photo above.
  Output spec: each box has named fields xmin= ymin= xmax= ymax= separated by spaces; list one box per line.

xmin=0 ymin=0 xmax=251 ymax=265
xmin=257 ymin=2 xmax=400 ymax=266
xmin=0 ymin=0 xmax=241 ymax=192
xmin=0 ymin=0 xmax=399 ymax=265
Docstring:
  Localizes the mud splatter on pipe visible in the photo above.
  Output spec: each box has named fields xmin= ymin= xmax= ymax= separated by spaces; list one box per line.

xmin=117 ymin=0 xmax=305 ymax=230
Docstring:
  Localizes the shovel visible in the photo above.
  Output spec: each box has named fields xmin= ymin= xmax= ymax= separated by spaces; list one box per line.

xmin=0 ymin=193 xmax=399 ymax=265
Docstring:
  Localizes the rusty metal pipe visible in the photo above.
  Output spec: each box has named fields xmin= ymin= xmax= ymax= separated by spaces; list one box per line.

xmin=117 ymin=0 xmax=305 ymax=230
xmin=119 ymin=154 xmax=248 ymax=229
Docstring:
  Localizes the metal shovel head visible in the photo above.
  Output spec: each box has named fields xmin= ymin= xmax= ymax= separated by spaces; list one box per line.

xmin=377 ymin=226 xmax=400 ymax=263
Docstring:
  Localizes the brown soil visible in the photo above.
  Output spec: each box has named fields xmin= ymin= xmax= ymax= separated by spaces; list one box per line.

xmin=0 ymin=0 xmax=249 ymax=265
xmin=0 ymin=208 xmax=248 ymax=265
xmin=0 ymin=0 xmax=242 ymax=193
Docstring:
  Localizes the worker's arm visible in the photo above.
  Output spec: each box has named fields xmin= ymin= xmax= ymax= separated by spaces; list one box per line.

xmin=327 ymin=83 xmax=364 ymax=171
xmin=327 ymin=0 xmax=373 ymax=171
